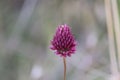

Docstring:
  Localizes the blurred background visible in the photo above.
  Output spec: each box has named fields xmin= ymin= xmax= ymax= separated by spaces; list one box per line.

xmin=0 ymin=0 xmax=119 ymax=80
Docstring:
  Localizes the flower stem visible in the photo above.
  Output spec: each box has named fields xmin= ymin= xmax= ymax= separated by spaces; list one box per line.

xmin=63 ymin=57 xmax=66 ymax=80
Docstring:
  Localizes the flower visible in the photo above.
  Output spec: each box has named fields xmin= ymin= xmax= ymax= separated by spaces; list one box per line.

xmin=50 ymin=24 xmax=76 ymax=57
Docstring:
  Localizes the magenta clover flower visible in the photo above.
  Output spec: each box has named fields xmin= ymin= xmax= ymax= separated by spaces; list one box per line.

xmin=50 ymin=24 xmax=76 ymax=57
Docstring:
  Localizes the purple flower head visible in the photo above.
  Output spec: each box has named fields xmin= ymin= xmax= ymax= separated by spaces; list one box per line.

xmin=50 ymin=24 xmax=76 ymax=57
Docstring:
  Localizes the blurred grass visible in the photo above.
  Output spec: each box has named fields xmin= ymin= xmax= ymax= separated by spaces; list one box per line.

xmin=0 ymin=0 xmax=119 ymax=80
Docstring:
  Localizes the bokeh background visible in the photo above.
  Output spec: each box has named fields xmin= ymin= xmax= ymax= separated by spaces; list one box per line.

xmin=0 ymin=0 xmax=119 ymax=80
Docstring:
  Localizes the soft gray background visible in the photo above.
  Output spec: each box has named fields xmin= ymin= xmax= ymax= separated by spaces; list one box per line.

xmin=0 ymin=0 xmax=113 ymax=80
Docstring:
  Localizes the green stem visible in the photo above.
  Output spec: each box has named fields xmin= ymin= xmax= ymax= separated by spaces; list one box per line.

xmin=63 ymin=57 xmax=66 ymax=80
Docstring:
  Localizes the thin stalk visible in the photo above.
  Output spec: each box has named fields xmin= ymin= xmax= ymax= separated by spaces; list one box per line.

xmin=111 ymin=0 xmax=120 ymax=70
xmin=104 ymin=0 xmax=119 ymax=74
xmin=63 ymin=57 xmax=66 ymax=80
